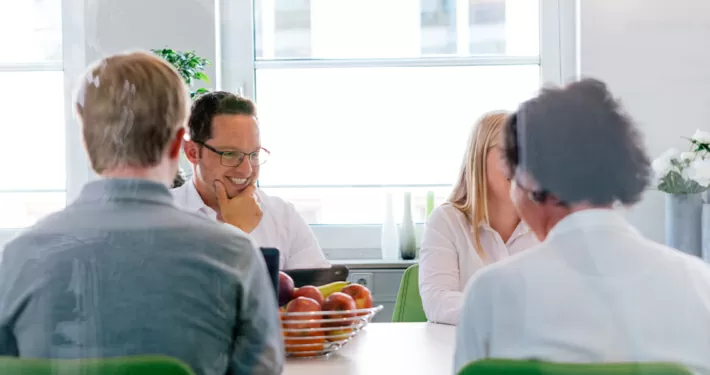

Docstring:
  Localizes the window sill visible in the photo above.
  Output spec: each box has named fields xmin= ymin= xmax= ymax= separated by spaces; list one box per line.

xmin=312 ymin=223 xmax=425 ymax=254
xmin=0 ymin=224 xmax=426 ymax=257
xmin=330 ymin=258 xmax=416 ymax=270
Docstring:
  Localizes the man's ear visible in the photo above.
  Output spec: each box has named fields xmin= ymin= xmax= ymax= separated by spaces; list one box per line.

xmin=183 ymin=139 xmax=200 ymax=164
xmin=168 ymin=128 xmax=185 ymax=160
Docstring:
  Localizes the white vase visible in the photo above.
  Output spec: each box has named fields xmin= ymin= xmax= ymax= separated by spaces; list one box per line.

xmin=381 ymin=192 xmax=400 ymax=260
xmin=702 ymin=202 xmax=710 ymax=263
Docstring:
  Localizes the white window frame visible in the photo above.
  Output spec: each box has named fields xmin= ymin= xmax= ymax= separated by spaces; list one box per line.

xmin=223 ymin=0 xmax=578 ymax=257
xmin=63 ymin=0 xmax=93 ymax=204
xmin=0 ymin=0 xmax=91 ymax=245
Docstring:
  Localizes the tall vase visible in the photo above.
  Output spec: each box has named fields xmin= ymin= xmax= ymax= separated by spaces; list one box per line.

xmin=399 ymin=192 xmax=418 ymax=260
xmin=703 ymin=191 xmax=710 ymax=263
xmin=665 ymin=193 xmax=703 ymax=257
xmin=425 ymin=191 xmax=435 ymax=218
xmin=381 ymin=192 xmax=400 ymax=261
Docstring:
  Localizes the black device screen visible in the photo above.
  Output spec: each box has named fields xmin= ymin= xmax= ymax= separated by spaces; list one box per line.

xmin=260 ymin=247 xmax=280 ymax=298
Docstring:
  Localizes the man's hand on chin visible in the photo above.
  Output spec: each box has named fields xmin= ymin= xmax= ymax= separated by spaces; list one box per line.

xmin=215 ymin=180 xmax=263 ymax=233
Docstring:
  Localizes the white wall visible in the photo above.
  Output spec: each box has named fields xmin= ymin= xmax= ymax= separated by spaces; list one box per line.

xmin=83 ymin=0 xmax=216 ymax=80
xmin=578 ymin=0 xmax=710 ymax=242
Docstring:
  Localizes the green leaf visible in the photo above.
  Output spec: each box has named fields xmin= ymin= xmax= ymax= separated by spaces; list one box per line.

xmin=152 ymin=47 xmax=213 ymax=100
xmin=194 ymin=72 xmax=209 ymax=82
xmin=657 ymin=169 xmax=710 ymax=194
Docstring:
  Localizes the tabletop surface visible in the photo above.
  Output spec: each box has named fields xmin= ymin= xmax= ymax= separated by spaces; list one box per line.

xmin=283 ymin=322 xmax=455 ymax=375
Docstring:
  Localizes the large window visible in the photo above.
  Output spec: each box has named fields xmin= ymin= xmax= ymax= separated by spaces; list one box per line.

xmin=224 ymin=0 xmax=567 ymax=250
xmin=0 ymin=0 xmax=572 ymax=253
xmin=0 ymin=0 xmax=65 ymax=229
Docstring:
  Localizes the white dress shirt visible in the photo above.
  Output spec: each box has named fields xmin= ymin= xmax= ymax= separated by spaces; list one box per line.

xmin=454 ymin=209 xmax=710 ymax=375
xmin=171 ymin=181 xmax=330 ymax=270
xmin=419 ymin=203 xmax=538 ymax=325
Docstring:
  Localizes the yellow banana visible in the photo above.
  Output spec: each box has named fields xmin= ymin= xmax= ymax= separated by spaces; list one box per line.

xmin=317 ymin=281 xmax=351 ymax=298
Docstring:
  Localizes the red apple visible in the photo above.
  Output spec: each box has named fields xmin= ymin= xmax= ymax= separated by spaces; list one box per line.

xmin=292 ymin=285 xmax=324 ymax=307
xmin=322 ymin=292 xmax=357 ymax=341
xmin=283 ymin=297 xmax=325 ymax=355
xmin=285 ymin=296 xmax=322 ymax=327
xmin=278 ymin=272 xmax=295 ymax=306
xmin=322 ymin=292 xmax=357 ymax=321
xmin=340 ymin=284 xmax=373 ymax=315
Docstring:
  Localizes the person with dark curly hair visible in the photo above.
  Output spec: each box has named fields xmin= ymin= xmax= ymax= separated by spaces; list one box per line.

xmin=171 ymin=167 xmax=187 ymax=188
xmin=453 ymin=79 xmax=710 ymax=374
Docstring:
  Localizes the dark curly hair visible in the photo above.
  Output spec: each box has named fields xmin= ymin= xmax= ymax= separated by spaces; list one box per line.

xmin=187 ymin=91 xmax=257 ymax=143
xmin=503 ymin=78 xmax=651 ymax=206
xmin=171 ymin=167 xmax=187 ymax=188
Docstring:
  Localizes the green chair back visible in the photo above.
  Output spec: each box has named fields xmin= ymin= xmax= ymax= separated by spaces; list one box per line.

xmin=392 ymin=264 xmax=427 ymax=322
xmin=458 ymin=359 xmax=693 ymax=375
xmin=0 ymin=355 xmax=196 ymax=375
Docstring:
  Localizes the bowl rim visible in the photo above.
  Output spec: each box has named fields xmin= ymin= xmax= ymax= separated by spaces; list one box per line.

xmin=280 ymin=305 xmax=383 ymax=317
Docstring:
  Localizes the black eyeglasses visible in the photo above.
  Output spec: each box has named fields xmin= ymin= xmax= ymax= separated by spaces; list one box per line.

xmin=196 ymin=141 xmax=270 ymax=167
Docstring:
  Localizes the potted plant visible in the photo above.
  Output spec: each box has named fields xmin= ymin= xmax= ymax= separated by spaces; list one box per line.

xmin=152 ymin=48 xmax=212 ymax=187
xmin=151 ymin=48 xmax=211 ymax=99
xmin=652 ymin=130 xmax=710 ymax=256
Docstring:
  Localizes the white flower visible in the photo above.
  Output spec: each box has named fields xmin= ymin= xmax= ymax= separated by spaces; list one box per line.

xmin=651 ymin=148 xmax=680 ymax=178
xmin=687 ymin=158 xmax=710 ymax=187
xmin=680 ymin=152 xmax=696 ymax=161
xmin=691 ymin=129 xmax=710 ymax=145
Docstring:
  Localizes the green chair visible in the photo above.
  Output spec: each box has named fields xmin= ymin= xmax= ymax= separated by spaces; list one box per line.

xmin=458 ymin=359 xmax=693 ymax=375
xmin=392 ymin=264 xmax=427 ymax=322
xmin=0 ymin=355 xmax=196 ymax=375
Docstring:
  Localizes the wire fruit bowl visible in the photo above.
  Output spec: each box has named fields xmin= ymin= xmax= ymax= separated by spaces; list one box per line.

xmin=281 ymin=305 xmax=383 ymax=358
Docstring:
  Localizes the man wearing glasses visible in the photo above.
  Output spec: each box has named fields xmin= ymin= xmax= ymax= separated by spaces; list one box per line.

xmin=172 ymin=91 xmax=330 ymax=270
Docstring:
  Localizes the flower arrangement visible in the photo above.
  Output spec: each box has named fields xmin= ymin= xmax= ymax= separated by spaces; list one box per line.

xmin=652 ymin=130 xmax=710 ymax=195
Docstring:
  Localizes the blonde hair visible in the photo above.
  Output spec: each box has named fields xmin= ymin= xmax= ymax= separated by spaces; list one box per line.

xmin=448 ymin=111 xmax=509 ymax=259
xmin=74 ymin=51 xmax=190 ymax=174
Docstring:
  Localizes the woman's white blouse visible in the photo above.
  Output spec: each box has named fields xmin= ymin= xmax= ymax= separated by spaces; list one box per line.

xmin=418 ymin=203 xmax=538 ymax=325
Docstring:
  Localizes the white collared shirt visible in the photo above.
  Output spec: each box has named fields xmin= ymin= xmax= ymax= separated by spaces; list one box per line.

xmin=454 ymin=209 xmax=710 ymax=375
xmin=419 ymin=203 xmax=538 ymax=325
xmin=171 ymin=181 xmax=330 ymax=270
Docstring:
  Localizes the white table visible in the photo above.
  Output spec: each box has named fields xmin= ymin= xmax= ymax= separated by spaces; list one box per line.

xmin=283 ymin=322 xmax=455 ymax=375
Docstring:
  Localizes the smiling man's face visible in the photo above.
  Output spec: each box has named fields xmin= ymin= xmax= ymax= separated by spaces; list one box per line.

xmin=193 ymin=114 xmax=261 ymax=200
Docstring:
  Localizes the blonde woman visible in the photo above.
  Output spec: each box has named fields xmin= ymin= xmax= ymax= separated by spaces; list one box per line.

xmin=418 ymin=111 xmax=538 ymax=325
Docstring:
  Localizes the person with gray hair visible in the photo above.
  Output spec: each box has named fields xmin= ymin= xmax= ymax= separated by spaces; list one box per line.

xmin=0 ymin=51 xmax=284 ymax=375
xmin=453 ymin=78 xmax=710 ymax=374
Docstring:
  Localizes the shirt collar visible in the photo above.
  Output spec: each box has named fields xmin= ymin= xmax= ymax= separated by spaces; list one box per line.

xmin=445 ymin=201 xmax=531 ymax=239
xmin=75 ymin=178 xmax=174 ymax=206
xmin=545 ymin=208 xmax=639 ymax=242
xmin=181 ymin=179 xmax=209 ymax=214
xmin=480 ymin=220 xmax=531 ymax=240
